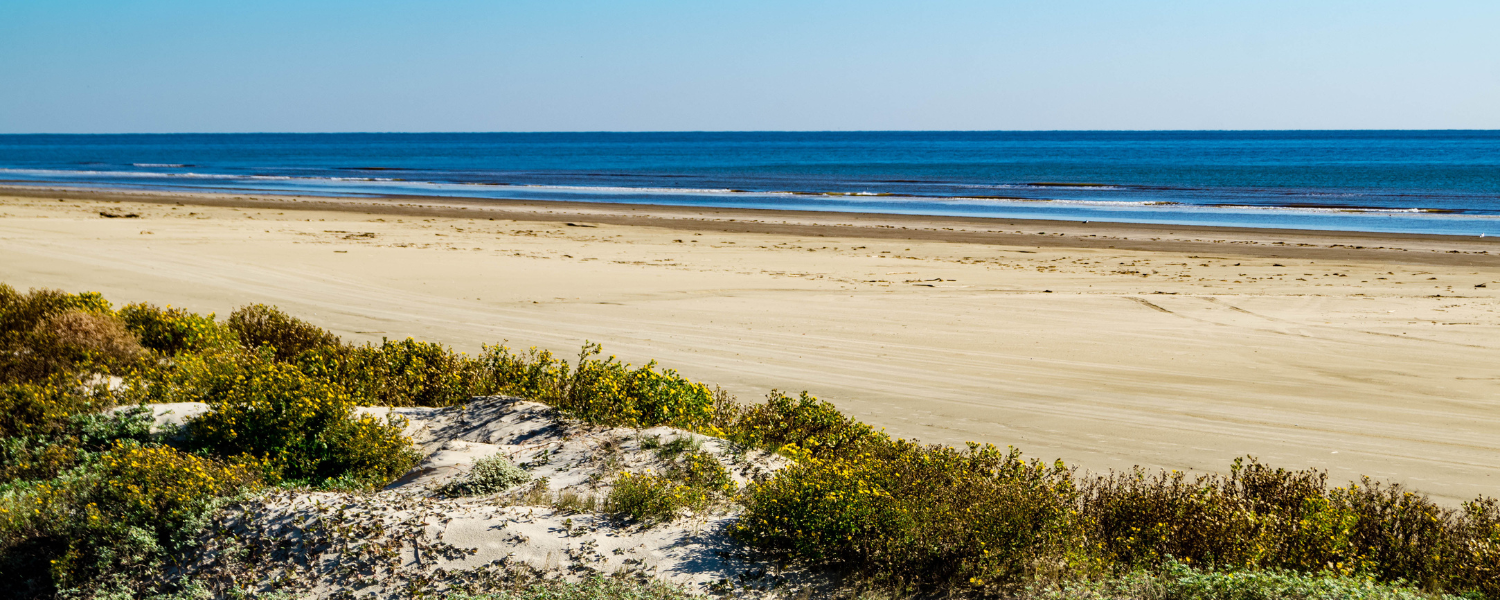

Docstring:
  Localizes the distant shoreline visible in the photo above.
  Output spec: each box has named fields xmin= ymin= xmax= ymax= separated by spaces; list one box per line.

xmin=6 ymin=183 xmax=1498 ymax=268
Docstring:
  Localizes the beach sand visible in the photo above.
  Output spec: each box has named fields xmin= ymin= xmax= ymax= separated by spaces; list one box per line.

xmin=4 ymin=185 xmax=1499 ymax=503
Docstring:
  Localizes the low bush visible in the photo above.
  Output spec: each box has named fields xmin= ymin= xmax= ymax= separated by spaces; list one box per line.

xmin=1075 ymin=459 xmax=1500 ymax=595
xmin=118 ymin=302 xmax=237 ymax=357
xmin=0 ymin=379 xmax=109 ymax=442
xmin=1080 ymin=467 xmax=1266 ymax=570
xmin=226 ymin=303 xmax=341 ymax=361
xmin=297 ymin=337 xmax=482 ymax=408
xmin=719 ymin=390 xmax=879 ymax=460
xmin=738 ymin=441 xmax=1076 ymax=593
xmin=667 ymin=448 xmax=735 ymax=494
xmin=27 ymin=311 xmax=144 ymax=379
xmin=1451 ymin=498 xmax=1500 ymax=598
xmin=163 ymin=350 xmax=419 ymax=489
xmin=0 ymin=389 xmax=154 ymax=486
xmin=0 ymin=285 xmax=113 ymax=344
xmin=0 ymin=443 xmax=261 ymax=598
xmin=439 ymin=454 xmax=531 ymax=497
xmin=0 ymin=286 xmax=139 ymax=384
xmin=606 ymin=472 xmax=712 ymax=525
xmin=484 ymin=343 xmax=718 ymax=429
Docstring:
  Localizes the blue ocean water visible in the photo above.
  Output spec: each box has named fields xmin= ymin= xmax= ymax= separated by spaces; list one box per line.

xmin=1 ymin=131 xmax=1497 ymax=235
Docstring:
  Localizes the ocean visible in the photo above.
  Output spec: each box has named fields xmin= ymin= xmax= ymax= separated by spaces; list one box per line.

xmin=1 ymin=131 xmax=1497 ymax=235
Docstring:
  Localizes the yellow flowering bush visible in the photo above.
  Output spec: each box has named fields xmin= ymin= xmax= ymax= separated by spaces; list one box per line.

xmin=474 ymin=343 xmax=716 ymax=430
xmin=0 ymin=381 xmax=154 ymax=485
xmin=169 ymin=351 xmax=419 ymax=488
xmin=551 ymin=344 xmax=715 ymax=429
xmin=606 ymin=472 xmax=713 ymax=525
xmin=1452 ymin=498 xmax=1500 ymax=598
xmin=0 ymin=380 xmax=106 ymax=441
xmin=0 ymin=443 xmax=260 ymax=597
xmin=738 ymin=441 xmax=1076 ymax=592
xmin=671 ymin=449 xmax=735 ymax=495
xmin=717 ymin=390 xmax=879 ymax=459
xmin=298 ymin=337 xmax=481 ymax=408
xmin=118 ymin=302 xmax=237 ymax=356
xmin=1075 ymin=459 xmax=1489 ymax=590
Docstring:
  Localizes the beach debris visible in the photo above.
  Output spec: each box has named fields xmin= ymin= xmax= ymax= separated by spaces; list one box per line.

xmin=99 ymin=211 xmax=140 ymax=218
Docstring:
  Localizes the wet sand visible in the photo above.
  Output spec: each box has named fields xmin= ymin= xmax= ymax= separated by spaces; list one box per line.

xmin=3 ymin=185 xmax=1498 ymax=503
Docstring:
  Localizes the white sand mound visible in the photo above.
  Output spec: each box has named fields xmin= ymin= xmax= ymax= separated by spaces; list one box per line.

xmin=125 ymin=397 xmax=807 ymax=597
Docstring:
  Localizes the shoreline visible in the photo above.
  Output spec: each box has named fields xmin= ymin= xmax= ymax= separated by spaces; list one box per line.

xmin=4 ymin=183 xmax=1499 ymax=267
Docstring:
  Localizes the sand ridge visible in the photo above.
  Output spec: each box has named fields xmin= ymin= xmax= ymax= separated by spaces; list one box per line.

xmin=5 ymin=189 xmax=1500 ymax=503
xmin=117 ymin=398 xmax=798 ymax=597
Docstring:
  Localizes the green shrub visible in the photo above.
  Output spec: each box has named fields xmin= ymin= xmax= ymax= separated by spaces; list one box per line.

xmin=1330 ymin=478 xmax=1460 ymax=585
xmin=166 ymin=351 xmax=419 ymax=488
xmin=0 ymin=443 xmax=261 ymax=598
xmin=1079 ymin=467 xmax=1264 ymax=569
xmin=118 ymin=302 xmax=237 ymax=356
xmin=0 ymin=380 xmax=108 ymax=442
xmin=667 ymin=448 xmax=735 ymax=495
xmin=1451 ymin=498 xmax=1500 ymax=599
xmin=483 ymin=343 xmax=717 ymax=429
xmin=606 ymin=472 xmax=712 ymax=525
xmin=297 ymin=337 xmax=482 ymax=408
xmin=1076 ymin=460 xmax=1496 ymax=596
xmin=720 ymin=390 xmax=879 ymax=459
xmin=473 ymin=344 xmax=569 ymax=401
xmin=737 ymin=441 xmax=1076 ymax=592
xmin=291 ymin=340 xmax=722 ymax=427
xmin=438 ymin=454 xmax=531 ymax=497
xmin=0 ymin=285 xmax=112 ymax=343
xmin=226 ymin=303 xmax=342 ymax=361
xmin=0 ymin=286 xmax=137 ymax=383
xmin=0 ymin=397 xmax=154 ymax=487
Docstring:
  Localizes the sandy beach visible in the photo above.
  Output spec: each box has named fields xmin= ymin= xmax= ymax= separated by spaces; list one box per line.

xmin=3 ymin=185 xmax=1498 ymax=503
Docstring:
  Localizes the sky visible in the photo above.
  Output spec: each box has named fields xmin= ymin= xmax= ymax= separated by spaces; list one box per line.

xmin=1 ymin=0 xmax=1497 ymax=133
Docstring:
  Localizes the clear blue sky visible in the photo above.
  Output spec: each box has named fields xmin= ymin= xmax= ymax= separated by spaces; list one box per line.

xmin=2 ymin=0 xmax=1497 ymax=132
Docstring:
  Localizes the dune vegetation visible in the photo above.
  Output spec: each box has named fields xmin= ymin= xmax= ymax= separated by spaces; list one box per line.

xmin=0 ymin=282 xmax=1496 ymax=599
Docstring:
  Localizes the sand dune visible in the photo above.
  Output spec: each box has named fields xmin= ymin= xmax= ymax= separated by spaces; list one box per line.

xmin=4 ymin=187 xmax=1498 ymax=503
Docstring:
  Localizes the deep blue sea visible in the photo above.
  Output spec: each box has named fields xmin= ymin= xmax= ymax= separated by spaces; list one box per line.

xmin=2 ymin=131 xmax=1497 ymax=235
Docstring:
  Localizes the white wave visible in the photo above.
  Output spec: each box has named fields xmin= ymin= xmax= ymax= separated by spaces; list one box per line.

xmin=0 ymin=168 xmax=242 ymax=180
xmin=132 ymin=163 xmax=188 ymax=168
xmin=0 ymin=167 xmax=375 ymax=183
xmin=953 ymin=183 xmax=1126 ymax=191
xmin=940 ymin=195 xmax=1450 ymax=215
xmin=515 ymin=183 xmax=742 ymax=195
